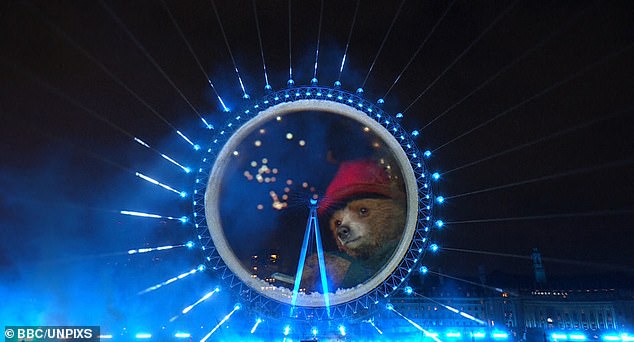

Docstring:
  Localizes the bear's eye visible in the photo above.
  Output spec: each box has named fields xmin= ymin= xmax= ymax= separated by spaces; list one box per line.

xmin=335 ymin=219 xmax=342 ymax=227
xmin=359 ymin=207 xmax=368 ymax=216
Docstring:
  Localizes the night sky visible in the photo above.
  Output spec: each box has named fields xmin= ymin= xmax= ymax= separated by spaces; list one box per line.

xmin=1 ymin=0 xmax=633 ymax=329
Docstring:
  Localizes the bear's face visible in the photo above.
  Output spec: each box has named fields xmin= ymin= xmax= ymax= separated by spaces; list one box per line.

xmin=329 ymin=198 xmax=405 ymax=258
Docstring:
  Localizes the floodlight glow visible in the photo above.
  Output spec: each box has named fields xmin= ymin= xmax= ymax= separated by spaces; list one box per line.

xmin=99 ymin=335 xmax=113 ymax=339
xmin=186 ymin=241 xmax=194 ymax=249
xmin=446 ymin=331 xmax=461 ymax=338
xmin=435 ymin=220 xmax=444 ymax=228
xmin=436 ymin=196 xmax=444 ymax=204
xmin=552 ymin=333 xmax=568 ymax=340
xmin=569 ymin=334 xmax=587 ymax=341
xmin=283 ymin=325 xmax=290 ymax=336
xmin=430 ymin=244 xmax=439 ymax=252
xmin=424 ymin=150 xmax=432 ymax=158
xmin=622 ymin=334 xmax=634 ymax=342
xmin=492 ymin=332 xmax=509 ymax=339
xmin=432 ymin=172 xmax=440 ymax=180
xmin=404 ymin=286 xmax=413 ymax=295
xmin=472 ymin=331 xmax=486 ymax=339
xmin=338 ymin=325 xmax=346 ymax=336
xmin=311 ymin=327 xmax=318 ymax=336
xmin=135 ymin=333 xmax=151 ymax=339
xmin=602 ymin=336 xmax=620 ymax=341
xmin=411 ymin=130 xmax=419 ymax=137
xmin=174 ymin=332 xmax=191 ymax=338
xmin=419 ymin=266 xmax=429 ymax=274
xmin=386 ymin=303 xmax=394 ymax=310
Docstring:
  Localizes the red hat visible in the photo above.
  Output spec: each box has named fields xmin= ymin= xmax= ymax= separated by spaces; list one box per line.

xmin=318 ymin=159 xmax=394 ymax=216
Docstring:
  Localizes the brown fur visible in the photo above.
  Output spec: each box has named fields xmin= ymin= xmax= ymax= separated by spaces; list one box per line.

xmin=300 ymin=198 xmax=406 ymax=292
xmin=300 ymin=254 xmax=351 ymax=292
xmin=329 ymin=198 xmax=405 ymax=258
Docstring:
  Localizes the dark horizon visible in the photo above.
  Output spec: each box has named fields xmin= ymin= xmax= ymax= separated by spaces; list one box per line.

xmin=1 ymin=0 xmax=632 ymax=330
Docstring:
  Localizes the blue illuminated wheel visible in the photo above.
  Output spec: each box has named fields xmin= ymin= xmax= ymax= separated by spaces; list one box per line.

xmin=192 ymin=85 xmax=437 ymax=321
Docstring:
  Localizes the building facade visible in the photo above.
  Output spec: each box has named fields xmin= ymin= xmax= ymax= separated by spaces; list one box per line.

xmin=376 ymin=274 xmax=634 ymax=341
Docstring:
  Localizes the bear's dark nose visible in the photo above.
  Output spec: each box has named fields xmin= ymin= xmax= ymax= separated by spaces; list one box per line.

xmin=337 ymin=225 xmax=350 ymax=240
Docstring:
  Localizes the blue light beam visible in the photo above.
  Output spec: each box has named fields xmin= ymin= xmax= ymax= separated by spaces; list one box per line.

xmin=200 ymin=117 xmax=213 ymax=130
xmin=133 ymin=137 xmax=151 ymax=148
xmin=290 ymin=199 xmax=330 ymax=317
xmin=200 ymin=304 xmax=241 ymax=342
xmin=312 ymin=0 xmax=324 ymax=80
xmin=252 ymin=0 xmax=271 ymax=90
xmin=363 ymin=319 xmax=383 ymax=335
xmin=135 ymin=172 xmax=187 ymax=197
xmin=182 ymin=287 xmax=220 ymax=314
xmin=120 ymin=210 xmax=188 ymax=223
xmin=250 ymin=318 xmax=263 ymax=334
xmin=210 ymin=0 xmax=250 ymax=99
xmin=138 ymin=265 xmax=205 ymax=295
xmin=209 ymin=81 xmax=230 ymax=112
xmin=134 ymin=137 xmax=191 ymax=173
xmin=337 ymin=0 xmax=360 ymax=80
xmin=176 ymin=130 xmax=200 ymax=150
xmin=313 ymin=206 xmax=331 ymax=317
xmin=411 ymin=286 xmax=487 ymax=325
xmin=160 ymin=153 xmax=191 ymax=173
xmin=127 ymin=243 xmax=187 ymax=255
xmin=388 ymin=305 xmax=441 ymax=342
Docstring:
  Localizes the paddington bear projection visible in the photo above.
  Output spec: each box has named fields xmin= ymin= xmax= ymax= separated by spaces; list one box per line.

xmin=301 ymin=159 xmax=406 ymax=292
